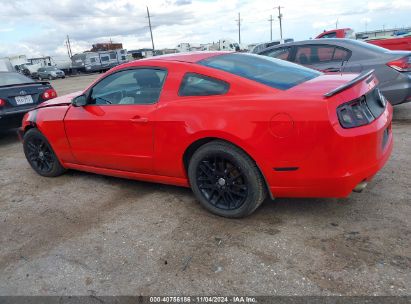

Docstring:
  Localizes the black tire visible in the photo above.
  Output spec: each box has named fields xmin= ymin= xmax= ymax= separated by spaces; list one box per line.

xmin=188 ymin=140 xmax=267 ymax=218
xmin=23 ymin=128 xmax=67 ymax=177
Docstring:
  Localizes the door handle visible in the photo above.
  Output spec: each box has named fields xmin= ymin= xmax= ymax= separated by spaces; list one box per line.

xmin=130 ymin=116 xmax=149 ymax=123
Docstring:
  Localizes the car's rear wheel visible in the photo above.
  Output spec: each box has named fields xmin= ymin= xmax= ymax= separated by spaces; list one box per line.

xmin=23 ymin=129 xmax=66 ymax=177
xmin=188 ymin=140 xmax=267 ymax=218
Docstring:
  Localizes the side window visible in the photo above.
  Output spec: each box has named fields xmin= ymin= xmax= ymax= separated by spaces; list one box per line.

xmin=179 ymin=73 xmax=229 ymax=96
xmin=90 ymin=58 xmax=96 ymax=63
xmin=320 ymin=32 xmax=337 ymax=38
xmin=333 ymin=47 xmax=350 ymax=61
xmin=295 ymin=46 xmax=312 ymax=64
xmin=109 ymin=53 xmax=116 ymax=60
xmin=316 ymin=46 xmax=335 ymax=62
xmin=101 ymin=56 xmax=109 ymax=62
xmin=295 ymin=45 xmax=337 ymax=65
xmin=90 ymin=68 xmax=167 ymax=105
xmin=262 ymin=47 xmax=291 ymax=61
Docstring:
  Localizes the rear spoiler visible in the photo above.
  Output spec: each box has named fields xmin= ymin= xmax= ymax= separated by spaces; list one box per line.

xmin=324 ymin=69 xmax=375 ymax=98
xmin=0 ymin=81 xmax=51 ymax=89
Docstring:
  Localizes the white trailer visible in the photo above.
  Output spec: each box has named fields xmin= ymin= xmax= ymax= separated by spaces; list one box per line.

xmin=0 ymin=58 xmax=14 ymax=72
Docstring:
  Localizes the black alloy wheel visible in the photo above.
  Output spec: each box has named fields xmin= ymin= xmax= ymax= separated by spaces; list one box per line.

xmin=26 ymin=136 xmax=54 ymax=173
xmin=196 ymin=155 xmax=248 ymax=210
xmin=188 ymin=140 xmax=267 ymax=218
xmin=23 ymin=129 xmax=66 ymax=177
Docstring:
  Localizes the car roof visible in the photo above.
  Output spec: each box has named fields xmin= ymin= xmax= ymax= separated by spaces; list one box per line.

xmin=258 ymin=38 xmax=389 ymax=53
xmin=137 ymin=51 xmax=232 ymax=63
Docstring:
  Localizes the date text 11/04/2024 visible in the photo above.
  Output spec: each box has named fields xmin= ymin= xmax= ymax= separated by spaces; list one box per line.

xmin=149 ymin=296 xmax=257 ymax=303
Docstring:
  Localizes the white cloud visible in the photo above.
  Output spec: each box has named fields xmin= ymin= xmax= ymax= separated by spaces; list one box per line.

xmin=0 ymin=0 xmax=410 ymax=58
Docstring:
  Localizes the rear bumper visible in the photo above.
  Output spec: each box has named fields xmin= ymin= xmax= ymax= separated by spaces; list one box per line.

xmin=268 ymin=105 xmax=393 ymax=198
xmin=380 ymin=73 xmax=411 ymax=105
xmin=0 ymin=106 xmax=37 ymax=128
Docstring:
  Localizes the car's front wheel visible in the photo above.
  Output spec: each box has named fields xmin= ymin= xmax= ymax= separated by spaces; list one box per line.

xmin=23 ymin=129 xmax=67 ymax=177
xmin=188 ymin=140 xmax=267 ymax=218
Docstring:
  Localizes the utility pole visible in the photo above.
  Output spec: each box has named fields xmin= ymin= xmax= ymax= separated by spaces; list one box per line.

xmin=276 ymin=6 xmax=283 ymax=39
xmin=235 ymin=12 xmax=241 ymax=44
xmin=66 ymin=35 xmax=72 ymax=58
xmin=276 ymin=6 xmax=284 ymax=40
xmin=65 ymin=41 xmax=71 ymax=59
xmin=146 ymin=6 xmax=155 ymax=53
xmin=268 ymin=15 xmax=274 ymax=41
xmin=336 ymin=18 xmax=339 ymax=29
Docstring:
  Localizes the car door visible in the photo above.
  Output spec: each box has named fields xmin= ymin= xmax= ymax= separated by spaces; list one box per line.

xmin=293 ymin=45 xmax=351 ymax=72
xmin=38 ymin=68 xmax=44 ymax=78
xmin=64 ymin=68 xmax=167 ymax=174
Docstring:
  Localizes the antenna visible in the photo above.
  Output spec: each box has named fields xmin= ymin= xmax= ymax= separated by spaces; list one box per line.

xmin=340 ymin=58 xmax=347 ymax=75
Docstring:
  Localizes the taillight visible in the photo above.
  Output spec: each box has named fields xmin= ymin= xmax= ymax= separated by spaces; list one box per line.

xmin=42 ymin=89 xmax=58 ymax=100
xmin=0 ymin=98 xmax=5 ymax=107
xmin=337 ymin=96 xmax=374 ymax=128
xmin=387 ymin=56 xmax=411 ymax=72
xmin=337 ymin=89 xmax=388 ymax=128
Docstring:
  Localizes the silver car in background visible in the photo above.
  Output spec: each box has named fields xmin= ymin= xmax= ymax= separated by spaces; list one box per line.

xmin=258 ymin=38 xmax=411 ymax=105
xmin=37 ymin=67 xmax=65 ymax=80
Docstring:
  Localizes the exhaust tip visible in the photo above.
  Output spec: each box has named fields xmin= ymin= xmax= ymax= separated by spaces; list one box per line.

xmin=353 ymin=181 xmax=368 ymax=193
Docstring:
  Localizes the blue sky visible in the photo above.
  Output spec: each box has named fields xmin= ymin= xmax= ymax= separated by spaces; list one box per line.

xmin=0 ymin=0 xmax=410 ymax=58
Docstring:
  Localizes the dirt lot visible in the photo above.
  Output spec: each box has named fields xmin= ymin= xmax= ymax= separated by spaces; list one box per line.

xmin=0 ymin=75 xmax=410 ymax=295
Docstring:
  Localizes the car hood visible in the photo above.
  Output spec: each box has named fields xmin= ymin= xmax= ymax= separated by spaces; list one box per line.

xmin=36 ymin=91 xmax=82 ymax=109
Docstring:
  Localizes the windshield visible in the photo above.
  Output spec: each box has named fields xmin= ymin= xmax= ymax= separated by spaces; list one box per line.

xmin=199 ymin=53 xmax=321 ymax=90
xmin=0 ymin=72 xmax=34 ymax=86
xmin=45 ymin=67 xmax=59 ymax=71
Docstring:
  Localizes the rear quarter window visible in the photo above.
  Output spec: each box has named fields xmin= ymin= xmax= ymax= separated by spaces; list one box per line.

xmin=179 ymin=73 xmax=229 ymax=96
xmin=199 ymin=53 xmax=321 ymax=90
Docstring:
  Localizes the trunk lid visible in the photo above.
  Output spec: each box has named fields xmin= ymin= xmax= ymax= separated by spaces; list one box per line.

xmin=287 ymin=72 xmax=363 ymax=99
xmin=0 ymin=82 xmax=52 ymax=110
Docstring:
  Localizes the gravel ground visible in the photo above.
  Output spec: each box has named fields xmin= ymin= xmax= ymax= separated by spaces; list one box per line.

xmin=0 ymin=75 xmax=410 ymax=296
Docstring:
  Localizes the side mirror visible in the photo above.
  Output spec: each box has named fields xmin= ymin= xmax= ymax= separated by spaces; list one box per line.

xmin=72 ymin=94 xmax=88 ymax=107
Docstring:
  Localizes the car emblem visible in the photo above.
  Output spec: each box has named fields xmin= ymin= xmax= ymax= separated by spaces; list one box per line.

xmin=19 ymin=90 xmax=27 ymax=96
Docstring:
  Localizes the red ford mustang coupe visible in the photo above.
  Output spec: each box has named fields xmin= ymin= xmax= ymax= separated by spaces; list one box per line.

xmin=20 ymin=52 xmax=393 ymax=218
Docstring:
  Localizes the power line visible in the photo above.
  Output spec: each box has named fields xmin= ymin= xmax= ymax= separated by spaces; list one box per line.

xmin=268 ymin=15 xmax=274 ymax=41
xmin=235 ymin=12 xmax=241 ymax=44
xmin=276 ymin=6 xmax=284 ymax=40
xmin=146 ymin=6 xmax=155 ymax=52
